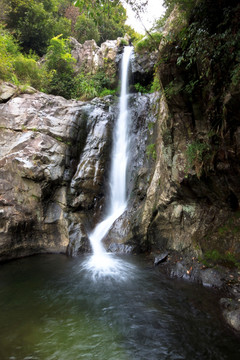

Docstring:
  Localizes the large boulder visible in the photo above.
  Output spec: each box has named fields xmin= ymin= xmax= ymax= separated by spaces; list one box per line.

xmin=0 ymin=88 xmax=117 ymax=260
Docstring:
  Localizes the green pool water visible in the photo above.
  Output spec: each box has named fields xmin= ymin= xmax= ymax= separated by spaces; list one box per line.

xmin=0 ymin=254 xmax=239 ymax=360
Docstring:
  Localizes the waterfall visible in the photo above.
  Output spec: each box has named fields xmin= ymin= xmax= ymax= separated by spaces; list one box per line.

xmin=83 ymin=46 xmax=133 ymax=279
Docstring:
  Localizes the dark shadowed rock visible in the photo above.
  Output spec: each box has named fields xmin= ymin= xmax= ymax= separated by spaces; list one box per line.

xmin=154 ymin=252 xmax=168 ymax=266
xmin=200 ymin=268 xmax=223 ymax=288
xmin=220 ymin=298 xmax=240 ymax=332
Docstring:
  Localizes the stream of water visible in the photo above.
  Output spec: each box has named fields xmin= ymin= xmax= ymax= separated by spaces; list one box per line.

xmin=84 ymin=46 xmax=133 ymax=278
xmin=0 ymin=254 xmax=240 ymax=360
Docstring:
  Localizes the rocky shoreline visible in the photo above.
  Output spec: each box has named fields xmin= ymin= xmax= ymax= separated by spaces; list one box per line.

xmin=151 ymin=250 xmax=240 ymax=333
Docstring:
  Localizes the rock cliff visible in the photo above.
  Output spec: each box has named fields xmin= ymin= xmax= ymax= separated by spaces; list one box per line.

xmin=0 ymin=87 xmax=117 ymax=260
xmin=0 ymin=81 xmax=156 ymax=261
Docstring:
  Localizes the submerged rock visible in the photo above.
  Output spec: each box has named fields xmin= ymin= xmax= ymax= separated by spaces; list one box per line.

xmin=200 ymin=268 xmax=224 ymax=288
xmin=220 ymin=298 xmax=240 ymax=332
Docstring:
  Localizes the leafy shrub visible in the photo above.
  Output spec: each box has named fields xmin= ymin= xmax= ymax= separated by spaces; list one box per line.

xmin=175 ymin=1 xmax=240 ymax=131
xmin=0 ymin=25 xmax=19 ymax=80
xmin=72 ymin=70 xmax=114 ymax=100
xmin=146 ymin=143 xmax=157 ymax=160
xmin=186 ymin=141 xmax=212 ymax=177
xmin=120 ymin=39 xmax=128 ymax=46
xmin=150 ymin=75 xmax=161 ymax=92
xmin=8 ymin=1 xmax=56 ymax=55
xmin=53 ymin=16 xmax=71 ymax=39
xmin=13 ymin=54 xmax=51 ymax=89
xmin=202 ymin=250 xmax=240 ymax=269
xmin=44 ymin=35 xmax=76 ymax=98
xmin=0 ymin=24 xmax=50 ymax=90
xmin=135 ymin=32 xmax=163 ymax=53
xmin=134 ymin=83 xmax=149 ymax=93
xmin=5 ymin=0 xmax=73 ymax=55
xmin=74 ymin=14 xmax=100 ymax=44
xmin=73 ymin=73 xmax=98 ymax=100
xmin=99 ymin=88 xmax=116 ymax=97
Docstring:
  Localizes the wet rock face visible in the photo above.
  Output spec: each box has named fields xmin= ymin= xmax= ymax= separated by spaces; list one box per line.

xmin=69 ymin=97 xmax=115 ymax=217
xmin=130 ymin=51 xmax=158 ymax=89
xmin=104 ymin=92 xmax=159 ymax=251
xmin=69 ymin=36 xmax=158 ymax=93
xmin=0 ymin=89 xmax=117 ymax=260
xmin=0 ymin=85 xmax=160 ymax=259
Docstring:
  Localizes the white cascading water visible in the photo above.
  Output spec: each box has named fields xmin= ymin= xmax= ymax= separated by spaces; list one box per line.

xmin=83 ymin=46 xmax=134 ymax=279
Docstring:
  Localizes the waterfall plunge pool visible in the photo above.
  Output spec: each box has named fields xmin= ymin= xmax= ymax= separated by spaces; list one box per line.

xmin=0 ymin=254 xmax=240 ymax=360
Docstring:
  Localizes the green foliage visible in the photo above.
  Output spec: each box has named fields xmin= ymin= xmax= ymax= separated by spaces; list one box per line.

xmin=120 ymin=38 xmax=128 ymax=46
xmin=6 ymin=0 xmax=54 ymax=55
xmin=43 ymin=35 xmax=76 ymax=98
xmin=13 ymin=54 xmax=51 ymax=89
xmin=134 ymin=83 xmax=149 ymax=93
xmin=163 ymin=80 xmax=182 ymax=99
xmin=148 ymin=122 xmax=154 ymax=132
xmin=150 ymin=75 xmax=161 ymax=93
xmin=0 ymin=25 xmax=18 ymax=80
xmin=174 ymin=1 xmax=240 ymax=131
xmin=99 ymin=88 xmax=116 ymax=97
xmin=0 ymin=22 xmax=118 ymax=99
xmin=72 ymin=70 xmax=114 ymax=100
xmin=0 ymin=24 xmax=47 ymax=89
xmin=135 ymin=33 xmax=163 ymax=53
xmin=4 ymin=0 xmax=72 ymax=55
xmin=124 ymin=25 xmax=143 ymax=44
xmin=0 ymin=0 xmax=149 ymax=100
xmin=73 ymin=73 xmax=98 ymax=100
xmin=3 ymin=0 xmax=136 ymax=55
xmin=75 ymin=0 xmax=128 ymax=44
xmin=53 ymin=16 xmax=71 ymax=39
xmin=97 ymin=16 xmax=126 ymax=45
xmin=184 ymin=79 xmax=199 ymax=94
xmin=74 ymin=14 xmax=100 ymax=44
xmin=186 ymin=141 xmax=212 ymax=178
xmin=163 ymin=0 xmax=196 ymax=18
xmin=146 ymin=143 xmax=157 ymax=160
xmin=201 ymin=250 xmax=240 ymax=269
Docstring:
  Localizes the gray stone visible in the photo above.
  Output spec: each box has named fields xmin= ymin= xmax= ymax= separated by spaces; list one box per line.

xmin=0 ymin=82 xmax=17 ymax=102
xmin=0 ymin=90 xmax=116 ymax=260
xmin=200 ymin=268 xmax=223 ymax=288
xmin=220 ymin=298 xmax=240 ymax=332
xmin=154 ymin=252 xmax=169 ymax=266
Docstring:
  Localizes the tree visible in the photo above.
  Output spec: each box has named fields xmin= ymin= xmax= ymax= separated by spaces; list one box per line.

xmin=74 ymin=14 xmax=100 ymax=44
xmin=5 ymin=0 xmax=73 ymax=55
xmin=75 ymin=0 xmax=128 ymax=44
xmin=0 ymin=0 xmax=9 ymax=22
xmin=44 ymin=35 xmax=76 ymax=98
xmin=17 ymin=2 xmax=55 ymax=54
xmin=64 ymin=4 xmax=80 ymax=33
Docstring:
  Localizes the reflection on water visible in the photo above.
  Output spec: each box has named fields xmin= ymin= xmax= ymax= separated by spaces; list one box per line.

xmin=0 ymin=254 xmax=240 ymax=360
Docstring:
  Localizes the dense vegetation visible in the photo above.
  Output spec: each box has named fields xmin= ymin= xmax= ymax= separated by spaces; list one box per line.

xmin=1 ymin=0 xmax=135 ymax=55
xmin=1 ymin=0 xmax=239 ymax=106
xmin=140 ymin=0 xmax=240 ymax=178
xmin=0 ymin=0 xmax=140 ymax=99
